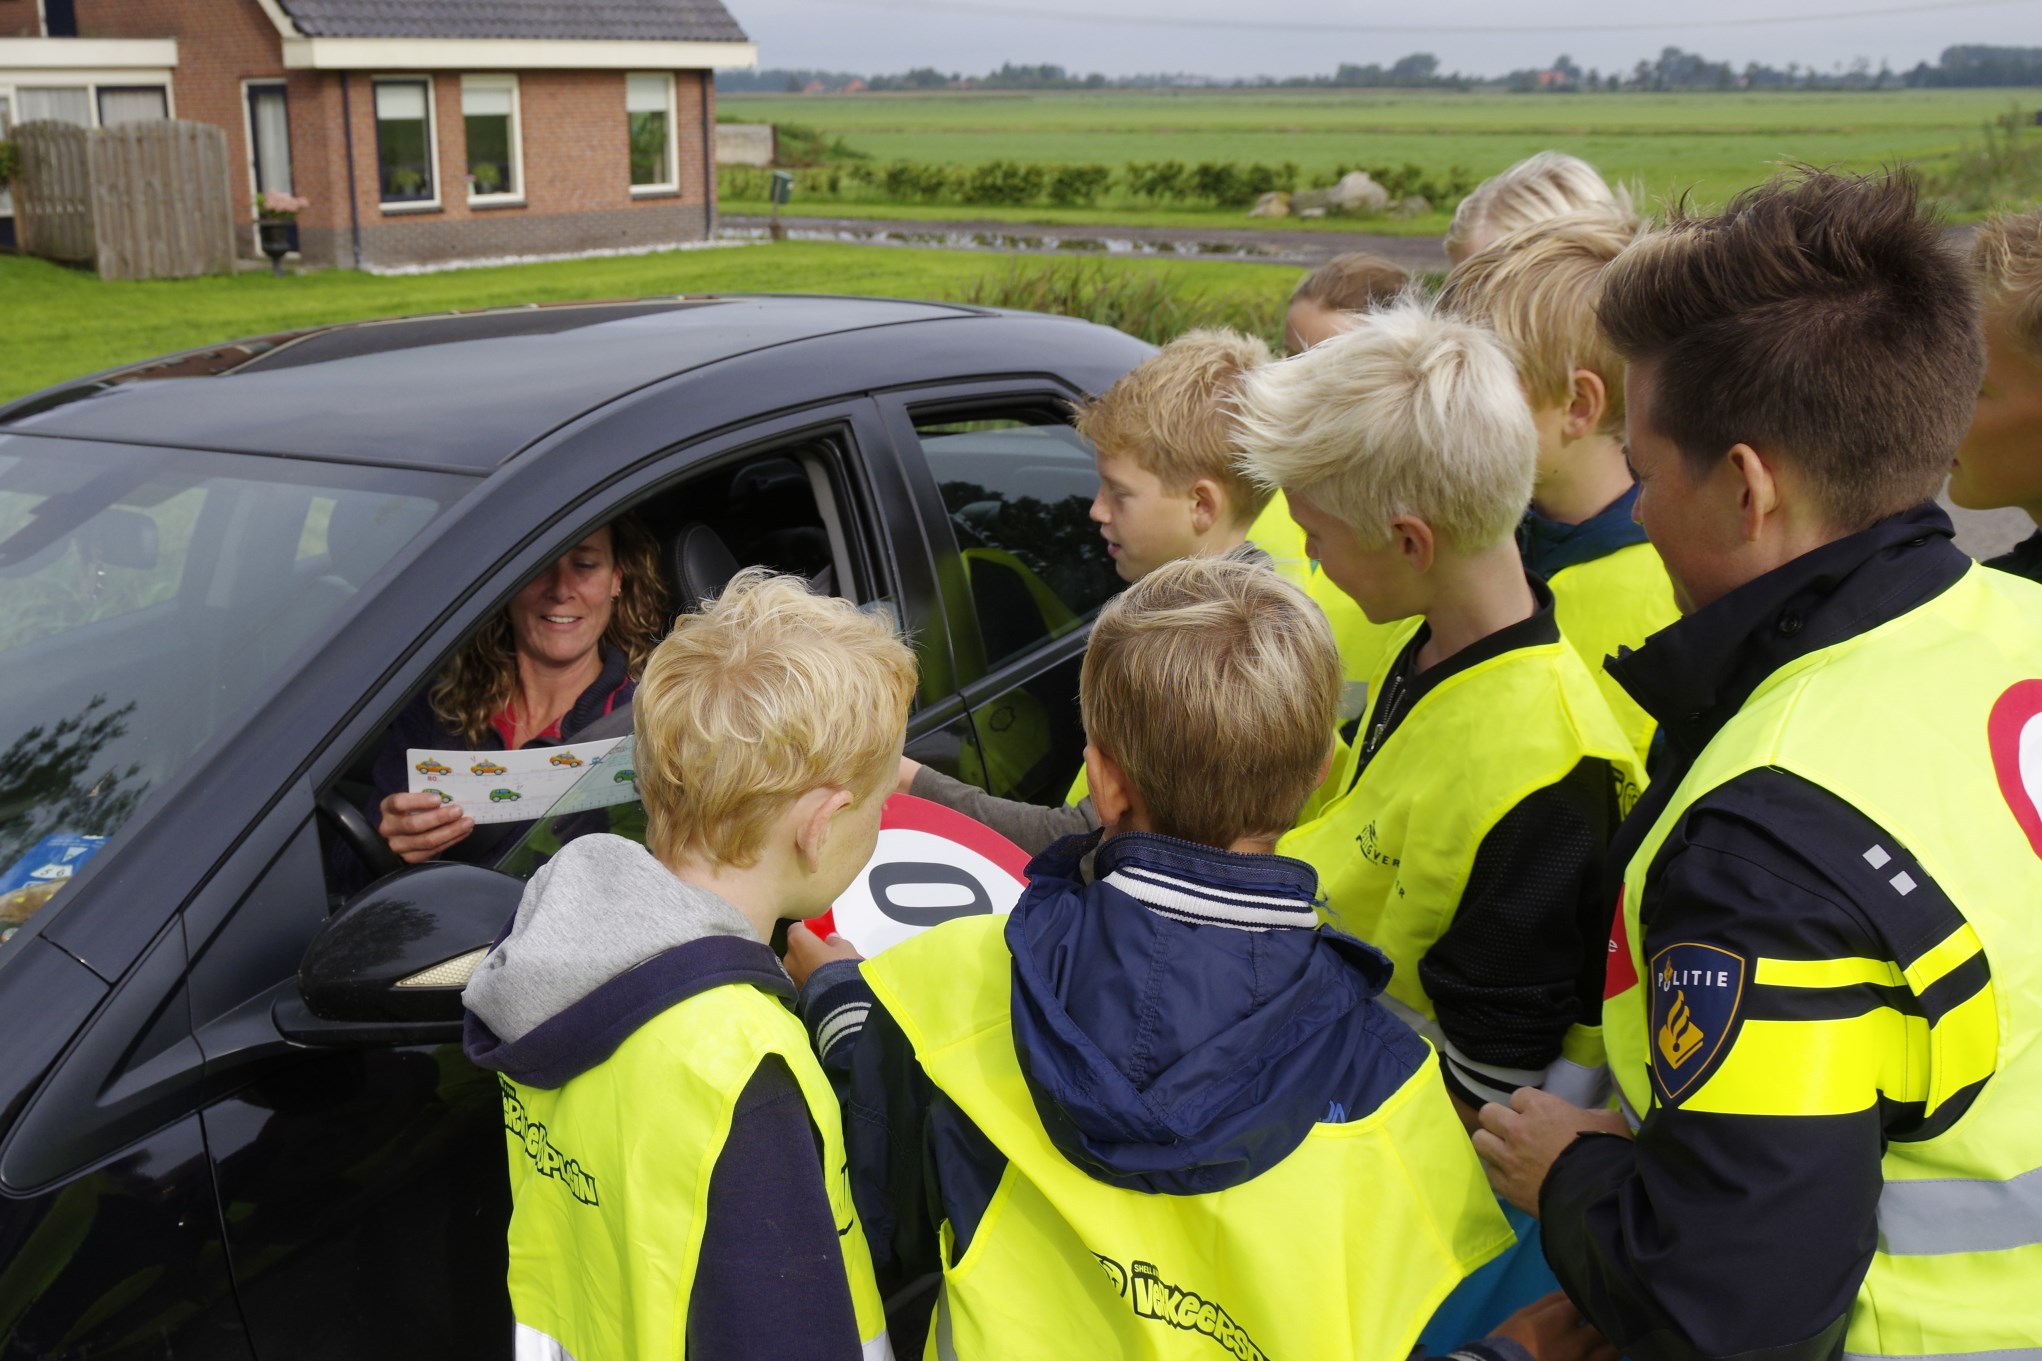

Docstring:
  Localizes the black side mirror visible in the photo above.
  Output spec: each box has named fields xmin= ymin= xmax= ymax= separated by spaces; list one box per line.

xmin=274 ymin=862 xmax=521 ymax=1047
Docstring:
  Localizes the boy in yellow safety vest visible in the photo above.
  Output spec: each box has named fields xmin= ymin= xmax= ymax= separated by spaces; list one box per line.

xmin=1438 ymin=210 xmax=1680 ymax=769
xmin=1947 ymin=207 xmax=2042 ymax=584
xmin=1233 ymin=298 xmax=1645 ymax=1348
xmin=903 ymin=328 xmax=1384 ymax=847
xmin=787 ymin=556 xmax=1606 ymax=1361
xmin=462 ymin=570 xmax=908 ymax=1361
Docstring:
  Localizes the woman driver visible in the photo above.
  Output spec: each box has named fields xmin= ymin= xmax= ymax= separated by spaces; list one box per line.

xmin=370 ymin=516 xmax=666 ymax=865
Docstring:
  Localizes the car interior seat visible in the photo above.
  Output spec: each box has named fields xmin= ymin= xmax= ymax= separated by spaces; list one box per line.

xmin=670 ymin=521 xmax=741 ymax=615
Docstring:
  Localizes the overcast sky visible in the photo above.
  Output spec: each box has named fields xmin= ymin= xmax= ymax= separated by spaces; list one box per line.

xmin=725 ymin=0 xmax=2041 ymax=79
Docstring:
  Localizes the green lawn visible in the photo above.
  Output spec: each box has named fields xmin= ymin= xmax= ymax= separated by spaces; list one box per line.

xmin=0 ymin=243 xmax=1300 ymax=403
xmin=723 ymin=87 xmax=2029 ymax=215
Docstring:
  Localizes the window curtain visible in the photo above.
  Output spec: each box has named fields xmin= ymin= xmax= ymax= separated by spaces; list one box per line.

xmin=96 ymin=87 xmax=169 ymax=127
xmin=17 ymin=87 xmax=92 ymax=127
xmin=250 ymin=87 xmax=293 ymax=194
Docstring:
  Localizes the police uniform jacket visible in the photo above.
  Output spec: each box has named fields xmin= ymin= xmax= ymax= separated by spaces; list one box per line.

xmin=1541 ymin=505 xmax=2006 ymax=1360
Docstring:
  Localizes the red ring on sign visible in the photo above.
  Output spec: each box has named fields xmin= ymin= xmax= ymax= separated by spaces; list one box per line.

xmin=1987 ymin=679 xmax=2042 ymax=861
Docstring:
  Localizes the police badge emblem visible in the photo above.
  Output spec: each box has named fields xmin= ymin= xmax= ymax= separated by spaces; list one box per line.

xmin=1648 ymin=942 xmax=1747 ymax=1102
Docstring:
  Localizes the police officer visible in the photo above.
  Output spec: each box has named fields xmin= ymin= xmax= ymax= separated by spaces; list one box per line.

xmin=1476 ymin=170 xmax=2042 ymax=1358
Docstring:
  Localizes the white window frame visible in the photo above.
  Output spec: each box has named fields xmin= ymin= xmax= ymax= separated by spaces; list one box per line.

xmin=625 ymin=71 xmax=677 ymax=195
xmin=459 ymin=73 xmax=523 ymax=206
xmin=240 ymin=78 xmax=291 ymax=202
xmin=371 ymin=73 xmax=440 ymax=212
xmin=1 ymin=78 xmax=175 ymax=128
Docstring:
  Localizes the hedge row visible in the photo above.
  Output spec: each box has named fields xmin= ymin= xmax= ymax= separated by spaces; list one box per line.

xmin=719 ymin=158 xmax=1477 ymax=211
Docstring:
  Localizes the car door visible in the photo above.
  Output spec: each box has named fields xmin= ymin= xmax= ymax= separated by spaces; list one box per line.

xmin=203 ymin=399 xmax=983 ymax=1360
xmin=878 ymin=383 xmax=1120 ymax=805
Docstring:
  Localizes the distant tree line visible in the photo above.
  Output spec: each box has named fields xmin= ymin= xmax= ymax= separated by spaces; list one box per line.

xmin=715 ymin=44 xmax=2042 ymax=95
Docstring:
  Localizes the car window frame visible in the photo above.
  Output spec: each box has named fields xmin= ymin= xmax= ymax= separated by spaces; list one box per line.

xmin=876 ymin=381 xmax=1106 ymax=700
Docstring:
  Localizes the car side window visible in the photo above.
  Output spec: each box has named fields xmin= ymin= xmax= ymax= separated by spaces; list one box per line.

xmin=910 ymin=408 xmax=1117 ymax=673
xmin=318 ymin=432 xmax=875 ymax=896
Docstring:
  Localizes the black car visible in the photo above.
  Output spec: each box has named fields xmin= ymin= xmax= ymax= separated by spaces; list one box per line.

xmin=0 ymin=296 xmax=1150 ymax=1359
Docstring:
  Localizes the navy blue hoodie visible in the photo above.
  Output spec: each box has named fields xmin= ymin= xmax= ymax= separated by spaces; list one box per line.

xmin=802 ymin=829 xmax=1529 ymax=1357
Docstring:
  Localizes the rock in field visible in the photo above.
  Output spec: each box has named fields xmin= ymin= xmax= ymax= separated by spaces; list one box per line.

xmin=1247 ymin=191 xmax=1291 ymax=219
xmin=1387 ymin=194 xmax=1431 ymax=220
xmin=1328 ymin=171 xmax=1390 ymax=214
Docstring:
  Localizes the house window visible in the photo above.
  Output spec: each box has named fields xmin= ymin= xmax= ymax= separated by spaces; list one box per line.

xmin=373 ymin=78 xmax=435 ymax=205
xmin=16 ymin=87 xmax=92 ymax=126
xmin=246 ymin=82 xmax=293 ymax=195
xmin=626 ymin=73 xmax=675 ymax=191
xmin=97 ymin=86 xmax=169 ymax=127
xmin=461 ymin=75 xmax=520 ymax=202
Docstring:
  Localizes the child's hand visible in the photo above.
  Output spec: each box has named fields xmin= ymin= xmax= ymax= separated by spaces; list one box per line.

xmin=783 ymin=921 xmax=863 ymax=988
xmin=895 ymin=754 xmax=922 ymax=795
xmin=1489 ymin=1291 xmax=1619 ymax=1361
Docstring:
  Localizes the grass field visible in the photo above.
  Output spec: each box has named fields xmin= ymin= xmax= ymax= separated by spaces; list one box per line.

xmin=0 ymin=245 xmax=1298 ymax=403
xmin=722 ymin=87 xmax=2031 ymax=218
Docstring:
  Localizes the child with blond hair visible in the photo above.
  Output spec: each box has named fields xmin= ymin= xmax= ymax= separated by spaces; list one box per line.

xmin=1439 ymin=209 xmax=1679 ymax=765
xmin=1446 ymin=151 xmax=1634 ymax=265
xmin=463 ymin=569 xmax=910 ymax=1361
xmin=787 ymin=555 xmax=1559 ymax=1361
xmin=1236 ymin=297 xmax=1644 ymax=1347
xmin=1948 ymin=207 xmax=2042 ymax=581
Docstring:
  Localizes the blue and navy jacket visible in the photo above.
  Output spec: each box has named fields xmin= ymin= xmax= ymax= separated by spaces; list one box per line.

xmin=801 ymin=828 xmax=1525 ymax=1356
xmin=1516 ymin=481 xmax=1649 ymax=581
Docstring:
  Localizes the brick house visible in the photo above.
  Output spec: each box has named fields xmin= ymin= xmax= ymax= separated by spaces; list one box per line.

xmin=0 ymin=0 xmax=756 ymax=269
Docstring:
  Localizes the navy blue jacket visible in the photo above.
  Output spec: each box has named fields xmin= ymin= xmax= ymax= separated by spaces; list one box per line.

xmin=801 ymin=829 xmax=1529 ymax=1359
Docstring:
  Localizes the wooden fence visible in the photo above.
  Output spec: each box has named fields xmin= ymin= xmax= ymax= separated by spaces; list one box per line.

xmin=13 ymin=120 xmax=235 ymax=280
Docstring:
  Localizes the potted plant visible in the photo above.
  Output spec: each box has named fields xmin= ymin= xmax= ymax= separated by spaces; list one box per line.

xmin=254 ymin=189 xmax=309 ymax=276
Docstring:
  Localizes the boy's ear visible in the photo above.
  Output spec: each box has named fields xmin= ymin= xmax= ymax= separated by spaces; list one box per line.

xmin=794 ymin=786 xmax=857 ymax=873
xmin=1564 ymin=369 xmax=1609 ymax=440
xmin=1084 ymin=743 xmax=1135 ymax=832
xmin=1189 ymin=476 xmax=1226 ymax=534
xmin=1389 ymin=513 xmax=1436 ymax=574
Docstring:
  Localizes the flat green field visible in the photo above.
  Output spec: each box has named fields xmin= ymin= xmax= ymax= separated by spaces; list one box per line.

xmin=722 ymin=88 xmax=2028 ymax=211
xmin=0 ymin=245 xmax=1295 ymax=403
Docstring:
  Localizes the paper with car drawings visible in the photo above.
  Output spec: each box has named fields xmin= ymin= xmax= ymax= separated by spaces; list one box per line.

xmin=407 ymin=737 xmax=631 ymax=823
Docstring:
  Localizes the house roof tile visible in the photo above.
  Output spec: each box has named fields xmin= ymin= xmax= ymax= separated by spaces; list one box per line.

xmin=274 ymin=0 xmax=749 ymax=44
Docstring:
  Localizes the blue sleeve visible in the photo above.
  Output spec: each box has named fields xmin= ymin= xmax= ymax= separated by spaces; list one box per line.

xmin=688 ymin=1055 xmax=865 ymax=1361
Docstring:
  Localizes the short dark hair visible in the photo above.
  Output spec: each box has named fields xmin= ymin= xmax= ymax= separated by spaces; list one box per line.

xmin=1596 ymin=170 xmax=1983 ymax=530
xmin=1291 ymin=251 xmax=1410 ymax=312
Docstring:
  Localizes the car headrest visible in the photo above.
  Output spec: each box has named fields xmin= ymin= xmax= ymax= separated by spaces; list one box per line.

xmin=671 ymin=521 xmax=740 ymax=614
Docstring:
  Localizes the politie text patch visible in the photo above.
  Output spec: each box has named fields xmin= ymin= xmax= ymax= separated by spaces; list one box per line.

xmin=1648 ymin=942 xmax=1746 ymax=1101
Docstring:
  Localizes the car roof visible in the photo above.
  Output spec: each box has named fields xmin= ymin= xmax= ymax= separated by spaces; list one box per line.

xmin=0 ymin=295 xmax=1089 ymax=473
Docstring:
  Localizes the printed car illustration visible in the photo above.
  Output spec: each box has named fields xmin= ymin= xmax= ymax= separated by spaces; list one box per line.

xmin=432 ymin=789 xmax=454 ymax=805
xmin=469 ymin=760 xmax=507 ymax=776
xmin=546 ymin=753 xmax=583 ymax=769
xmin=488 ymin=788 xmax=521 ymax=803
xmin=0 ymin=294 xmax=1141 ymax=1359
xmin=612 ymin=768 xmax=635 ymax=784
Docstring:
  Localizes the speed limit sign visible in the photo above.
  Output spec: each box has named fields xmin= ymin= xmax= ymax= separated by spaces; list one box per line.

xmin=803 ymin=794 xmax=1031 ymax=956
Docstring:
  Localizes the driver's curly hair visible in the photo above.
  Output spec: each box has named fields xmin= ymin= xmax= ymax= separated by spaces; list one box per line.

xmin=430 ymin=515 xmax=667 ymax=745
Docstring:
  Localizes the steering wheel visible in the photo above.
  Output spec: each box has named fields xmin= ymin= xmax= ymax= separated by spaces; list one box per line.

xmin=317 ymin=786 xmax=406 ymax=881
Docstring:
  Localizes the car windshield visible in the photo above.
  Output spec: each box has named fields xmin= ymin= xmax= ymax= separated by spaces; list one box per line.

xmin=0 ymin=435 xmax=457 ymax=941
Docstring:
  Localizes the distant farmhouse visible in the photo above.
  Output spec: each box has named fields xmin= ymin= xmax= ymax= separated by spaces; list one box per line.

xmin=0 ymin=0 xmax=757 ymax=269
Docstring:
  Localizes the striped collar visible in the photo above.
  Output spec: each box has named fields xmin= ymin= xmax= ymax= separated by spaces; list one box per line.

xmin=1090 ymin=832 xmax=1320 ymax=933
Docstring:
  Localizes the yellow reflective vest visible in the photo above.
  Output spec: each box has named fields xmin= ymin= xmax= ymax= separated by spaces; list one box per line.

xmin=1605 ymin=564 xmax=2042 ymax=1357
xmin=861 ymin=914 xmax=1512 ymax=1361
xmin=1546 ymin=541 xmax=1678 ymax=769
xmin=1277 ymin=618 xmax=1642 ymax=1100
xmin=500 ymin=982 xmax=890 ymax=1360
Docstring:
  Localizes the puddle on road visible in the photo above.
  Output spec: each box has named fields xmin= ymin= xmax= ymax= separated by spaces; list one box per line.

xmin=717 ymin=223 xmax=1287 ymax=261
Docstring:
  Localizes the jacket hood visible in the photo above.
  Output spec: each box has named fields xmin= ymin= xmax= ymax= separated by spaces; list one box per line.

xmin=1518 ymin=482 xmax=1648 ymax=580
xmin=462 ymin=833 xmax=789 ymax=1088
xmin=1005 ymin=831 xmax=1429 ymax=1195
